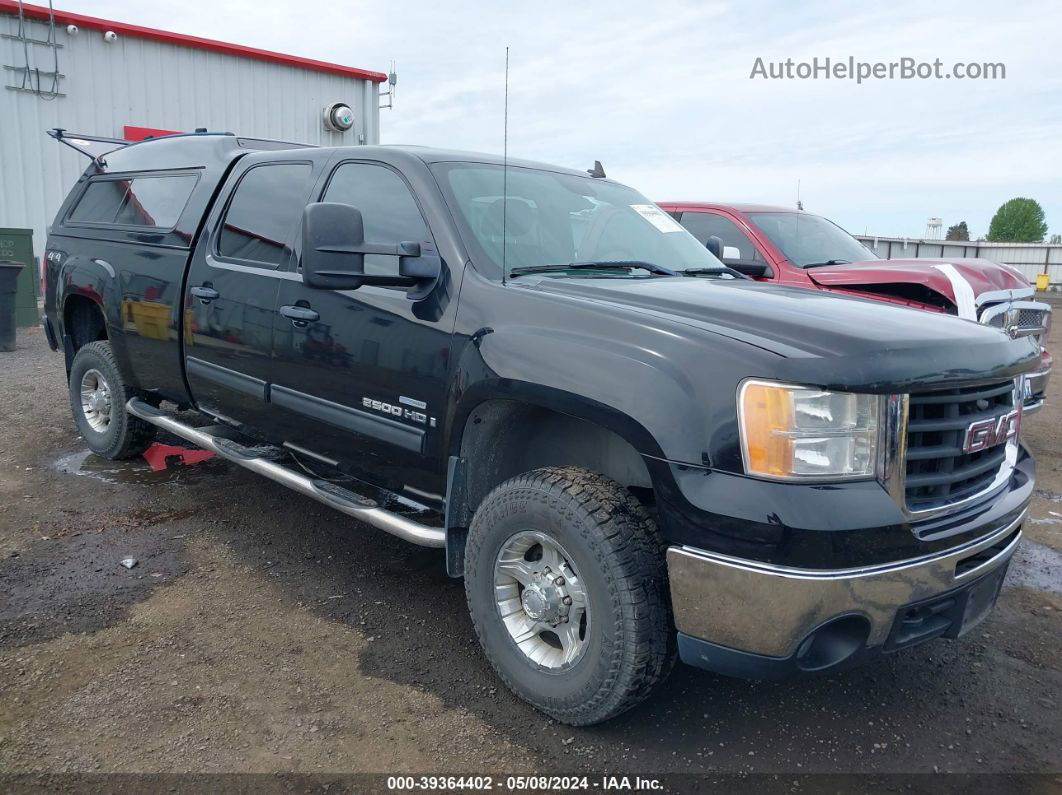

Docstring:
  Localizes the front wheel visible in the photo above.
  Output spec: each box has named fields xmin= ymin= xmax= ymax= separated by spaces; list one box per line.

xmin=68 ymin=341 xmax=156 ymax=460
xmin=464 ymin=467 xmax=675 ymax=725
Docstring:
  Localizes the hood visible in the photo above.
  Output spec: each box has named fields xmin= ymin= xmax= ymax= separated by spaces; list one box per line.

xmin=520 ymin=276 xmax=1039 ymax=392
xmin=805 ymin=258 xmax=1032 ymax=314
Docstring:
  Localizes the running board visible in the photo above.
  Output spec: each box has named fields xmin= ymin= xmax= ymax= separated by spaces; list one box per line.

xmin=126 ymin=398 xmax=446 ymax=548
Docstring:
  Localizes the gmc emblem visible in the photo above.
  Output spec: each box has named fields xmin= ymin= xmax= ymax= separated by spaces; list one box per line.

xmin=963 ymin=408 xmax=1021 ymax=454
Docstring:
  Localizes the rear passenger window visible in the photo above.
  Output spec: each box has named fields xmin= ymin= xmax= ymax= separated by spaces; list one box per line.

xmin=68 ymin=174 xmax=197 ymax=228
xmin=218 ymin=163 xmax=313 ymax=267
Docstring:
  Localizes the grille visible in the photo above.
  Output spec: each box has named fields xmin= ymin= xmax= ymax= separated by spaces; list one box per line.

xmin=979 ymin=303 xmax=1048 ymax=346
xmin=1016 ymin=307 xmax=1046 ymax=329
xmin=905 ymin=380 xmax=1014 ymax=513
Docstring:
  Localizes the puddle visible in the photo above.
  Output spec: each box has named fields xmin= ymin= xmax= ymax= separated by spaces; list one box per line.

xmin=0 ymin=519 xmax=189 ymax=649
xmin=54 ymin=448 xmax=224 ymax=486
xmin=1007 ymin=538 xmax=1062 ymax=595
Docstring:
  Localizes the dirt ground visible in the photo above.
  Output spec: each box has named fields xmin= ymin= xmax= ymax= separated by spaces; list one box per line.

xmin=1 ymin=308 xmax=1060 ymax=786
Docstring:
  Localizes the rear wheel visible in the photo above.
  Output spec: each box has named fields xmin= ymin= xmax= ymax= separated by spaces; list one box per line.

xmin=464 ymin=467 xmax=675 ymax=725
xmin=68 ymin=341 xmax=155 ymax=460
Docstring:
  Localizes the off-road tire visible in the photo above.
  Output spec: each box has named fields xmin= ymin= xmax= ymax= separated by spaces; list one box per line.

xmin=68 ymin=341 xmax=155 ymax=460
xmin=464 ymin=467 xmax=675 ymax=725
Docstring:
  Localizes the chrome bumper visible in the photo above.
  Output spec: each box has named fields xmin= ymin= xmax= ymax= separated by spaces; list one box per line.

xmin=667 ymin=509 xmax=1025 ymax=659
xmin=1024 ymin=366 xmax=1051 ymax=414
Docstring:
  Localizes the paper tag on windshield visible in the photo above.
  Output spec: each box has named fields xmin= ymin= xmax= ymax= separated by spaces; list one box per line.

xmin=631 ymin=204 xmax=685 ymax=233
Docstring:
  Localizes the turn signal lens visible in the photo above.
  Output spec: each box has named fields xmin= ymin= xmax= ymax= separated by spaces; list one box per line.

xmin=739 ymin=381 xmax=882 ymax=480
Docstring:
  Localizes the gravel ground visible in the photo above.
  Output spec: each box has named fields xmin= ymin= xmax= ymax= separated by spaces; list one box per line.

xmin=0 ymin=314 xmax=1060 ymax=784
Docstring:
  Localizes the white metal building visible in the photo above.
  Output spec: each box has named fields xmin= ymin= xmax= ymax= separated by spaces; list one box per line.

xmin=1 ymin=0 xmax=388 ymax=258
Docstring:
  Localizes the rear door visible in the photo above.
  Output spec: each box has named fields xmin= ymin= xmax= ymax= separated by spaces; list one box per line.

xmin=183 ymin=150 xmax=330 ymax=437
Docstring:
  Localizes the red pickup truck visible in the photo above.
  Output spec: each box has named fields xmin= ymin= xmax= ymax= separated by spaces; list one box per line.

xmin=659 ymin=202 xmax=1052 ymax=412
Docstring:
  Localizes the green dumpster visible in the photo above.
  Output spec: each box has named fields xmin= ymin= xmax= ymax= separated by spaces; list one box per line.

xmin=0 ymin=228 xmax=38 ymax=328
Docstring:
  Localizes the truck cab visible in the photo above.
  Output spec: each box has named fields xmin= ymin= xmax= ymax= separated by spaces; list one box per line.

xmin=659 ymin=202 xmax=1052 ymax=412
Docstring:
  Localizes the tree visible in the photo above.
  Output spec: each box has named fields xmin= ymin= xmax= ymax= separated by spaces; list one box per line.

xmin=1050 ymin=234 xmax=1061 ymax=244
xmin=987 ymin=198 xmax=1048 ymax=242
xmin=946 ymin=221 xmax=970 ymax=241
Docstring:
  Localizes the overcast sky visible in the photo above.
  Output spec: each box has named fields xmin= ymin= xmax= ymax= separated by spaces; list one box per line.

xmin=69 ymin=0 xmax=1061 ymax=239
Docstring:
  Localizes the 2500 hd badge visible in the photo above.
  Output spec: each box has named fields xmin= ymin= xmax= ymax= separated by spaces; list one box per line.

xmin=362 ymin=396 xmax=437 ymax=428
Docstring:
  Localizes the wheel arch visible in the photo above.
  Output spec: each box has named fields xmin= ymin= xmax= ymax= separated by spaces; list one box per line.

xmin=57 ymin=255 xmax=138 ymax=385
xmin=62 ymin=292 xmax=109 ymax=373
xmin=447 ymin=381 xmax=665 ymax=528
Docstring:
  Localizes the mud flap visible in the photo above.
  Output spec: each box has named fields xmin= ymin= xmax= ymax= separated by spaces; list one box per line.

xmin=444 ymin=455 xmax=470 ymax=577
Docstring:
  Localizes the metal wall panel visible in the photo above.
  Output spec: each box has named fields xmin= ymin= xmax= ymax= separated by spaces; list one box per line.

xmin=862 ymin=238 xmax=889 ymax=258
xmin=1 ymin=13 xmax=381 ymax=259
xmin=855 ymin=234 xmax=1061 ymax=286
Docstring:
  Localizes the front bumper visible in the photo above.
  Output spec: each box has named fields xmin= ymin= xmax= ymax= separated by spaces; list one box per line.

xmin=1023 ymin=363 xmax=1050 ymax=414
xmin=667 ymin=508 xmax=1024 ymax=678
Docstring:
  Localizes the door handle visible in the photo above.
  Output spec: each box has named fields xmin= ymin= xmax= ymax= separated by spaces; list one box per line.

xmin=190 ymin=285 xmax=219 ymax=302
xmin=280 ymin=304 xmax=320 ymax=327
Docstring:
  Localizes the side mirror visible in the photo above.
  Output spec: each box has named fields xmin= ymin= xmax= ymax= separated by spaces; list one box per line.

xmin=301 ymin=202 xmax=441 ymax=297
xmin=724 ymin=259 xmax=771 ymax=278
xmin=722 ymin=245 xmax=741 ymax=260
xmin=705 ymin=235 xmax=723 ymax=259
xmin=302 ymin=202 xmax=367 ymax=290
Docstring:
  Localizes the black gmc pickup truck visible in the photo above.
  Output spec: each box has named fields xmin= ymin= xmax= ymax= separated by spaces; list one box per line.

xmin=43 ymin=132 xmax=1038 ymax=725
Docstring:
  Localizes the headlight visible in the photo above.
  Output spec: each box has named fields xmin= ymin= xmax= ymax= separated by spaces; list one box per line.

xmin=738 ymin=380 xmax=882 ymax=480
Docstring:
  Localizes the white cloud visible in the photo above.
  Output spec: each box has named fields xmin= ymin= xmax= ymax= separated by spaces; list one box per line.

xmin=66 ymin=0 xmax=1062 ymax=238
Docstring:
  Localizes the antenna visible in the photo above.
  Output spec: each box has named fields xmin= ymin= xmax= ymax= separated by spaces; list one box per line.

xmin=380 ymin=60 xmax=397 ymax=109
xmin=502 ymin=46 xmax=510 ymax=285
xmin=796 ymin=179 xmax=803 ymax=211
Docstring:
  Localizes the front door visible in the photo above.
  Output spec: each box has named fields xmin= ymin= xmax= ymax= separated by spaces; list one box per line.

xmin=183 ymin=154 xmax=324 ymax=436
xmin=676 ymin=210 xmax=774 ymax=281
xmin=269 ymin=158 xmax=456 ymax=501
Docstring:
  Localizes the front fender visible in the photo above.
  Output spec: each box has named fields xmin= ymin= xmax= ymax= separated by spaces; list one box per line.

xmin=448 ymin=279 xmax=775 ymax=472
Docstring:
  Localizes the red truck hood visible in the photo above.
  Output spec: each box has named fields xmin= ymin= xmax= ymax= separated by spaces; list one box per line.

xmin=806 ymin=258 xmax=1031 ymax=308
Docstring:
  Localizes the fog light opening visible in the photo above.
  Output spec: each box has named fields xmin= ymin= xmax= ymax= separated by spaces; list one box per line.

xmin=795 ymin=615 xmax=870 ymax=672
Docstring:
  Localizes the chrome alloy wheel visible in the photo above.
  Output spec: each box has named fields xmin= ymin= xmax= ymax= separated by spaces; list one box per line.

xmin=80 ymin=368 xmax=114 ymax=433
xmin=494 ymin=530 xmax=590 ymax=670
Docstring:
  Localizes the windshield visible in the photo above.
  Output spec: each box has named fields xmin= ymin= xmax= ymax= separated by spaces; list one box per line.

xmin=747 ymin=212 xmax=877 ymax=267
xmin=433 ymin=162 xmax=725 ymax=278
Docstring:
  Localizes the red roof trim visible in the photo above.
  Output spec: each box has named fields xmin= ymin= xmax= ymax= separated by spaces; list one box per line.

xmin=124 ymin=125 xmax=183 ymax=141
xmin=0 ymin=0 xmax=388 ymax=83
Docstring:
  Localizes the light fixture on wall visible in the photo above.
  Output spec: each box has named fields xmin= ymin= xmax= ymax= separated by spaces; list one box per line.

xmin=322 ymin=102 xmax=354 ymax=132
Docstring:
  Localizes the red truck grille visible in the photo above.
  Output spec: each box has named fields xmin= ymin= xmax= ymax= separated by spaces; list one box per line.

xmin=980 ymin=302 xmax=1050 ymax=348
xmin=904 ymin=380 xmax=1015 ymax=513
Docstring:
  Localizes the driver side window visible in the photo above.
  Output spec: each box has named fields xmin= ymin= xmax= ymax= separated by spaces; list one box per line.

xmin=322 ymin=163 xmax=431 ymax=276
xmin=678 ymin=212 xmax=763 ymax=262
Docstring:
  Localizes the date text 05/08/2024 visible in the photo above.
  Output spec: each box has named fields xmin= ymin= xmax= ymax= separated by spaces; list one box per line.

xmin=386 ymin=775 xmax=664 ymax=791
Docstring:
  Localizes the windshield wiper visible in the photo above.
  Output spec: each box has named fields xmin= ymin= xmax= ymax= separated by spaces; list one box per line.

xmin=681 ymin=266 xmax=749 ymax=280
xmin=509 ymin=260 xmax=678 ymax=278
xmin=803 ymin=259 xmax=851 ymax=268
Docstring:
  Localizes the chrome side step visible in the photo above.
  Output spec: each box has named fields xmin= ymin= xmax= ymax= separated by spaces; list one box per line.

xmin=126 ymin=398 xmax=446 ymax=548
